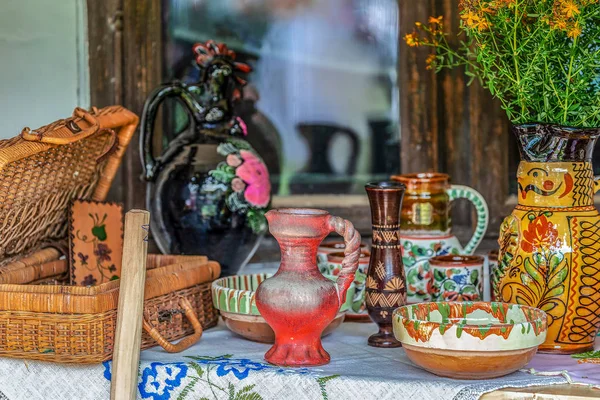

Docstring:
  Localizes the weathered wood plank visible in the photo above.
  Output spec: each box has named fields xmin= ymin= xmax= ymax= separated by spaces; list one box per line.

xmin=435 ymin=0 xmax=472 ymax=228
xmin=399 ymin=0 xmax=439 ymax=173
xmin=87 ymin=0 xmax=124 ymax=203
xmin=468 ymin=83 xmax=510 ymax=236
xmin=120 ymin=0 xmax=162 ymax=210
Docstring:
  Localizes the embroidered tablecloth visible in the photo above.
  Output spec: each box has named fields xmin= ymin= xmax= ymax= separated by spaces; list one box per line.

xmin=0 ymin=321 xmax=597 ymax=400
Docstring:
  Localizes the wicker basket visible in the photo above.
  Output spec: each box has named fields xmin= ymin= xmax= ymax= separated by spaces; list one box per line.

xmin=0 ymin=107 xmax=221 ymax=363
xmin=0 ymin=256 xmax=220 ymax=363
xmin=0 ymin=105 xmax=138 ymax=270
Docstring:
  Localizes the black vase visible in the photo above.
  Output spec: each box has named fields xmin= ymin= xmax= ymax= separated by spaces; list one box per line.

xmin=140 ymin=41 xmax=272 ymax=276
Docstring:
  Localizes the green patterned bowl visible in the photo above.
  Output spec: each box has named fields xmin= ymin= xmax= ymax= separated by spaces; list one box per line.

xmin=393 ymin=302 xmax=547 ymax=379
xmin=212 ymin=273 xmax=355 ymax=343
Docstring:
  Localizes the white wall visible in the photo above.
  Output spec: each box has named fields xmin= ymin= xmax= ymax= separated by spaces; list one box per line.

xmin=0 ymin=0 xmax=89 ymax=139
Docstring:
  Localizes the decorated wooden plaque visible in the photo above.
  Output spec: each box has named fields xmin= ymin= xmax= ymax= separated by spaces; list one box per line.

xmin=69 ymin=200 xmax=124 ymax=286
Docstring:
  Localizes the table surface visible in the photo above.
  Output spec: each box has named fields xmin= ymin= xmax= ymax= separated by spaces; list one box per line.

xmin=0 ymin=318 xmax=596 ymax=399
xmin=236 ymin=261 xmax=600 ymax=400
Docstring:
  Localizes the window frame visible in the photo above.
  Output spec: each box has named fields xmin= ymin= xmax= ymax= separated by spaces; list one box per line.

xmin=87 ymin=0 xmax=514 ymax=237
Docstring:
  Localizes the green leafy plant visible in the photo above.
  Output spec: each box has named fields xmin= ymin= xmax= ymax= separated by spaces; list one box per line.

xmin=405 ymin=0 xmax=600 ymax=127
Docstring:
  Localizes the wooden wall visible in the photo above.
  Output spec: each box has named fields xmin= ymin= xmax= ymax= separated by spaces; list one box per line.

xmin=399 ymin=0 xmax=512 ymax=232
xmin=88 ymin=0 xmax=513 ymax=238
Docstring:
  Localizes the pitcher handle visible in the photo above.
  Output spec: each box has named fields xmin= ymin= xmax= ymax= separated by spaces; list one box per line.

xmin=139 ymin=82 xmax=202 ymax=181
xmin=447 ymin=185 xmax=489 ymax=254
xmin=594 ymin=176 xmax=600 ymax=193
xmin=328 ymin=216 xmax=362 ymax=305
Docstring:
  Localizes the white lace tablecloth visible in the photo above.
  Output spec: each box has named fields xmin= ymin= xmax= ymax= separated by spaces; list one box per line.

xmin=0 ymin=320 xmax=597 ymax=400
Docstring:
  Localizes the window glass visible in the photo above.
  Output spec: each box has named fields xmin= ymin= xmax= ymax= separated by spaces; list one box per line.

xmin=165 ymin=0 xmax=400 ymax=195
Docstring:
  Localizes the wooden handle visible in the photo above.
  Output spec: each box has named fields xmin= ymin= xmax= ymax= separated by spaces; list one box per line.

xmin=142 ymin=297 xmax=203 ymax=353
xmin=110 ymin=210 xmax=150 ymax=400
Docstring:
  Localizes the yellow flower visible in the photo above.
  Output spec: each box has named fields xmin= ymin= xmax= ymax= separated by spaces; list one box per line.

xmin=561 ymin=1 xmax=580 ymax=18
xmin=415 ymin=21 xmax=423 ymax=27
xmin=461 ymin=11 xmax=481 ymax=28
xmin=425 ymin=54 xmax=437 ymax=70
xmin=553 ymin=19 xmax=568 ymax=30
xmin=567 ymin=22 xmax=582 ymax=38
xmin=404 ymin=32 xmax=420 ymax=47
xmin=475 ymin=18 xmax=491 ymax=31
xmin=499 ymin=0 xmax=517 ymax=7
xmin=429 ymin=15 xmax=443 ymax=24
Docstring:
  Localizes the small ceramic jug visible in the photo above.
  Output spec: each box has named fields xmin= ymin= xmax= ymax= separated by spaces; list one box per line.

xmin=323 ymin=251 xmax=371 ymax=322
xmin=141 ymin=41 xmax=273 ymax=277
xmin=256 ymin=208 xmax=361 ymax=366
xmin=391 ymin=173 xmax=488 ymax=303
xmin=430 ymin=255 xmax=484 ymax=302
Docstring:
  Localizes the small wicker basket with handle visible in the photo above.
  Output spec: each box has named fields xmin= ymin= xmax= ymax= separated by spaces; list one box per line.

xmin=0 ymin=256 xmax=220 ymax=363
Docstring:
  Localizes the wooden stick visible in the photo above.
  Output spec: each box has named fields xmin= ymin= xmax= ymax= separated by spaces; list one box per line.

xmin=110 ymin=210 xmax=150 ymax=400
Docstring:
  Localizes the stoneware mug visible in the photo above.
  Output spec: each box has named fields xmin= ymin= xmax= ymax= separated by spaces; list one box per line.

xmin=430 ymin=255 xmax=484 ymax=302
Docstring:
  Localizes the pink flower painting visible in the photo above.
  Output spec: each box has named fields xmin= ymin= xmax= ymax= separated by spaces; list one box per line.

xmin=235 ymin=150 xmax=271 ymax=207
xmin=236 ymin=117 xmax=248 ymax=136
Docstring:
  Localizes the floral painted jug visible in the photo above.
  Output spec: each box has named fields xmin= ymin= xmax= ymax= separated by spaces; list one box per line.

xmin=141 ymin=41 xmax=271 ymax=276
xmin=256 ymin=208 xmax=361 ymax=366
xmin=497 ymin=124 xmax=600 ymax=354
xmin=391 ymin=173 xmax=488 ymax=303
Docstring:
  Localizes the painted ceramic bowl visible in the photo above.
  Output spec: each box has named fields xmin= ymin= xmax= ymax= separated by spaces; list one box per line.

xmin=322 ymin=250 xmax=371 ymax=322
xmin=212 ymin=273 xmax=355 ymax=343
xmin=393 ymin=302 xmax=547 ymax=379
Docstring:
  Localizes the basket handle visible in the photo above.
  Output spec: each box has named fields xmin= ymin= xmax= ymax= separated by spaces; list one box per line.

xmin=21 ymin=107 xmax=100 ymax=144
xmin=142 ymin=298 xmax=203 ymax=353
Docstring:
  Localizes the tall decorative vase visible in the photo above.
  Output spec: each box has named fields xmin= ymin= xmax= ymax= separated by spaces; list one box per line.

xmin=365 ymin=182 xmax=407 ymax=347
xmin=255 ymin=208 xmax=361 ymax=366
xmin=497 ymin=124 xmax=600 ymax=354
xmin=140 ymin=41 xmax=271 ymax=276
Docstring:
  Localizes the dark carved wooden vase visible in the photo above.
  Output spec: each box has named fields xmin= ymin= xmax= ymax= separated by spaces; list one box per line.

xmin=365 ymin=181 xmax=407 ymax=347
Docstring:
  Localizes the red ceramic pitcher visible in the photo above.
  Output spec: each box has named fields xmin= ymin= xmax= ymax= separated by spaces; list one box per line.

xmin=256 ymin=208 xmax=361 ymax=366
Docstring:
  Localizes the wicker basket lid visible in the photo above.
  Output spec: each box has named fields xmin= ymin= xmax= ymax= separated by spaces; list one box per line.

xmin=0 ymin=106 xmax=138 ymax=263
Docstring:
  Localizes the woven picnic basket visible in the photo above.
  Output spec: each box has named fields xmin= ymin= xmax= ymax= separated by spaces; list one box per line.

xmin=0 ymin=255 xmax=220 ymax=363
xmin=0 ymin=107 xmax=220 ymax=362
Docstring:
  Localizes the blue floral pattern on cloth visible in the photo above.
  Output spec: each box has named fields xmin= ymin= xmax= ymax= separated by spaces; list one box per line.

xmin=189 ymin=355 xmax=313 ymax=379
xmin=101 ymin=355 xmax=317 ymax=399
xmin=102 ymin=361 xmax=112 ymax=380
xmin=138 ymin=362 xmax=188 ymax=400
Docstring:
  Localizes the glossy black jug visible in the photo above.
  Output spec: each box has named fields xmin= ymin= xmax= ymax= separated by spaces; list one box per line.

xmin=140 ymin=41 xmax=271 ymax=276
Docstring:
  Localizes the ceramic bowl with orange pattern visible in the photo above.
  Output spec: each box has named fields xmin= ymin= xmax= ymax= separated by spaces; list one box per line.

xmin=393 ymin=302 xmax=547 ymax=379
